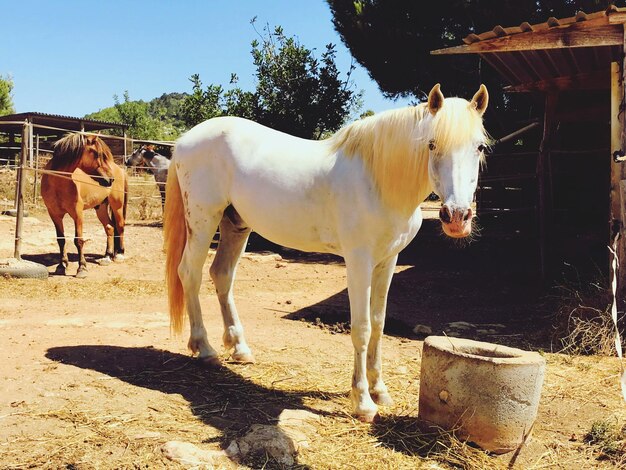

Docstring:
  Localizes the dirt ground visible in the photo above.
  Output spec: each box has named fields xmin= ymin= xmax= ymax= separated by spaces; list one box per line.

xmin=1 ymin=205 xmax=625 ymax=469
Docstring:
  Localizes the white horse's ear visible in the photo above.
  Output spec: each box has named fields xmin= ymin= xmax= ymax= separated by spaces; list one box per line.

xmin=470 ymin=84 xmax=489 ymax=116
xmin=427 ymin=84 xmax=444 ymax=115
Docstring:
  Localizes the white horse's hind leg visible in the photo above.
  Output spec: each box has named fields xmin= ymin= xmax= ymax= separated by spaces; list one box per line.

xmin=345 ymin=250 xmax=378 ymax=422
xmin=179 ymin=210 xmax=223 ymax=366
xmin=367 ymin=254 xmax=398 ymax=406
xmin=210 ymin=211 xmax=254 ymax=363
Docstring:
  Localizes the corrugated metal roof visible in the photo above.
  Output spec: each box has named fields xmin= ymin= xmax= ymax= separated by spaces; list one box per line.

xmin=431 ymin=6 xmax=626 ymax=92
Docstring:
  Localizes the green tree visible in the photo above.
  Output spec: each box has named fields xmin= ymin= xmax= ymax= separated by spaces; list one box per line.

xmin=87 ymin=92 xmax=186 ymax=140
xmin=181 ymin=22 xmax=361 ymax=139
xmin=0 ymin=75 xmax=15 ymax=116
xmin=180 ymin=74 xmax=225 ymax=128
xmin=113 ymin=91 xmax=163 ymax=140
xmin=327 ymin=0 xmax=612 ymax=100
xmin=86 ymin=106 xmax=121 ymax=124
xmin=326 ymin=0 xmax=616 ymax=135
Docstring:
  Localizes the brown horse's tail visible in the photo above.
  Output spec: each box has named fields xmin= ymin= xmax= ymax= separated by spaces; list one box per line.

xmin=163 ymin=162 xmax=186 ymax=334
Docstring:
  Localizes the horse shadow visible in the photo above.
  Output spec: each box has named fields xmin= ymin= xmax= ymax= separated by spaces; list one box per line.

xmin=21 ymin=252 xmax=113 ymax=274
xmin=45 ymin=345 xmax=343 ymax=468
xmin=281 ymin=220 xmax=552 ymax=350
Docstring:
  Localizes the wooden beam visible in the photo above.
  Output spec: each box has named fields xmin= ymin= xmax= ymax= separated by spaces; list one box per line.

xmin=504 ymin=70 xmax=610 ymax=93
xmin=537 ymin=93 xmax=558 ymax=281
xmin=432 ymin=22 xmax=623 ymax=55
xmin=607 ymin=11 xmax=626 ymax=24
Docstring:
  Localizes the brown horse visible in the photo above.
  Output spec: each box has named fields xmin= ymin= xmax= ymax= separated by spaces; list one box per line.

xmin=41 ymin=133 xmax=128 ymax=278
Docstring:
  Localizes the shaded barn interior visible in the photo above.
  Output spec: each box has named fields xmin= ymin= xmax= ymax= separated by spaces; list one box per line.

xmin=476 ymin=91 xmax=610 ymax=275
xmin=432 ymin=6 xmax=626 ymax=298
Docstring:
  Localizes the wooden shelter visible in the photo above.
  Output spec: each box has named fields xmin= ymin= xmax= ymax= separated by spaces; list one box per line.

xmin=0 ymin=112 xmax=129 ymax=166
xmin=432 ymin=6 xmax=626 ymax=305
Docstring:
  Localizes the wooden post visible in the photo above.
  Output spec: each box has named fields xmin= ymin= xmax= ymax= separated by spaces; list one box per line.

xmin=610 ymin=60 xmax=626 ymax=306
xmin=13 ymin=121 xmax=29 ymax=260
xmin=537 ymin=93 xmax=557 ymax=280
xmin=33 ymin=134 xmax=40 ymax=205
xmin=28 ymin=121 xmax=34 ymax=168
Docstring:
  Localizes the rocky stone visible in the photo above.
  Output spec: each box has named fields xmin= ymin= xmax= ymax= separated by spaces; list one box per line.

xmin=161 ymin=440 xmax=230 ymax=468
xmin=225 ymin=409 xmax=321 ymax=466
xmin=278 ymin=409 xmax=320 ymax=450
xmin=226 ymin=424 xmax=297 ymax=466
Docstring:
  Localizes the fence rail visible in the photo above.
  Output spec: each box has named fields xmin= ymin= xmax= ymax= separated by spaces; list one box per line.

xmin=1 ymin=123 xmax=175 ymax=258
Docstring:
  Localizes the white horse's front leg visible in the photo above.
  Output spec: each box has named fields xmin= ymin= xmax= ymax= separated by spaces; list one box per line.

xmin=368 ymin=254 xmax=398 ymax=406
xmin=345 ymin=251 xmax=377 ymax=422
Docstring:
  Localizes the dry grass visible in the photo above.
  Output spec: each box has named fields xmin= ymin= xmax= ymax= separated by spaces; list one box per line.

xmin=0 ymin=347 xmax=507 ymax=470
xmin=0 ymin=276 xmax=168 ymax=299
xmin=584 ymin=418 xmax=626 ymax=466
xmin=0 ymin=168 xmax=18 ymax=213
xmin=551 ymin=278 xmax=620 ymax=356
xmin=6 ymin=345 xmax=624 ymax=469
xmin=2 ymin=303 xmax=626 ymax=469
xmin=126 ymin=174 xmax=164 ymax=221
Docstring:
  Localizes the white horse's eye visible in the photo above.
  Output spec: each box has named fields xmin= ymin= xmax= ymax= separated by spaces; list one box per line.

xmin=428 ymin=141 xmax=436 ymax=151
xmin=478 ymin=144 xmax=486 ymax=153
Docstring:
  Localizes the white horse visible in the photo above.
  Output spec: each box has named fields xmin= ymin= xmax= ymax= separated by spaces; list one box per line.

xmin=164 ymin=84 xmax=489 ymax=422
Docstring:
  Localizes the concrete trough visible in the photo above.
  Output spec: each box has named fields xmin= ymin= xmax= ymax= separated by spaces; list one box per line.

xmin=418 ymin=336 xmax=545 ymax=454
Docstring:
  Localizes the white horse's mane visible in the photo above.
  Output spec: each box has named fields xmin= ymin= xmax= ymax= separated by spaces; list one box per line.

xmin=329 ymin=99 xmax=488 ymax=213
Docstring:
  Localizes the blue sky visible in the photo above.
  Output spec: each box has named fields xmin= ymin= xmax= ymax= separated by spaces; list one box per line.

xmin=1 ymin=0 xmax=413 ymax=119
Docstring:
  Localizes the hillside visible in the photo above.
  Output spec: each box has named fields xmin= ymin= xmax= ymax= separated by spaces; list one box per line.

xmin=85 ymin=92 xmax=188 ymax=140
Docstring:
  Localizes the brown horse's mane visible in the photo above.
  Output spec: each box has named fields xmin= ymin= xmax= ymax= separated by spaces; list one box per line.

xmin=50 ymin=133 xmax=113 ymax=170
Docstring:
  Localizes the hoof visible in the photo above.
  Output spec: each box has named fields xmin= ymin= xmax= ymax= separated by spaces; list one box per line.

xmin=114 ymin=254 xmax=125 ymax=263
xmin=54 ymin=265 xmax=66 ymax=276
xmin=97 ymin=257 xmax=112 ymax=266
xmin=371 ymin=391 xmax=394 ymax=406
xmin=231 ymin=352 xmax=256 ymax=364
xmin=75 ymin=269 xmax=88 ymax=279
xmin=198 ymin=356 xmax=223 ymax=368
xmin=351 ymin=389 xmax=378 ymax=423
xmin=355 ymin=409 xmax=378 ymax=423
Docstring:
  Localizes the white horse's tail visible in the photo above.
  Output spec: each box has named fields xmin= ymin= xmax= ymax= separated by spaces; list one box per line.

xmin=163 ymin=162 xmax=186 ymax=334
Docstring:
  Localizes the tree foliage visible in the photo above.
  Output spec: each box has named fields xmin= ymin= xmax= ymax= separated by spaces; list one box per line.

xmin=180 ymin=75 xmax=224 ymax=128
xmin=0 ymin=75 xmax=15 ymax=117
xmin=327 ymin=0 xmax=615 ymax=102
xmin=181 ymin=22 xmax=361 ymax=139
xmin=86 ymin=92 xmax=186 ymax=140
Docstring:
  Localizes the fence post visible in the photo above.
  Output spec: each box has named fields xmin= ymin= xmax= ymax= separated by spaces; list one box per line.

xmin=13 ymin=121 xmax=29 ymax=260
xmin=33 ymin=134 xmax=40 ymax=204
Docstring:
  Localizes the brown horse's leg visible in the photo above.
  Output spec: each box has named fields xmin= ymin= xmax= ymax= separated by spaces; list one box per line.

xmin=109 ymin=173 xmax=126 ymax=261
xmin=49 ymin=212 xmax=68 ymax=275
xmin=71 ymin=208 xmax=88 ymax=278
xmin=95 ymin=203 xmax=115 ymax=265
xmin=110 ymin=204 xmax=125 ymax=260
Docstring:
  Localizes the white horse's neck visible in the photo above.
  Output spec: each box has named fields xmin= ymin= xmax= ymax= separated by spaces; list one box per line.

xmin=330 ymin=105 xmax=432 ymax=215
